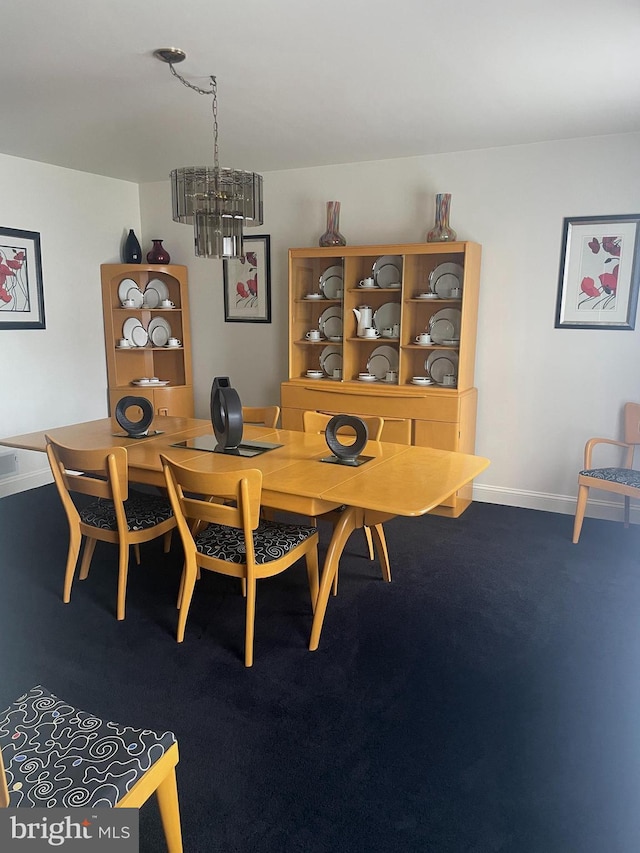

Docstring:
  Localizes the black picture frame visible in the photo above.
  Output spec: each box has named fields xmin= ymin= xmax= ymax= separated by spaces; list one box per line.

xmin=0 ymin=226 xmax=45 ymax=330
xmin=555 ymin=214 xmax=640 ymax=330
xmin=223 ymin=235 xmax=271 ymax=323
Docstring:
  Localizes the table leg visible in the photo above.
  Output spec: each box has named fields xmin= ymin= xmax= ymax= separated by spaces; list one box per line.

xmin=309 ymin=505 xmax=361 ymax=651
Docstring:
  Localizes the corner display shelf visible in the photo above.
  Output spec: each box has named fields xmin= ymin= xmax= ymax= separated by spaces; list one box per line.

xmin=280 ymin=242 xmax=481 ymax=517
xmin=100 ymin=264 xmax=194 ymax=418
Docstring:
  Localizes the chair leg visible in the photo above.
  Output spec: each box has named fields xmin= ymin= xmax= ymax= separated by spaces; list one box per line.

xmin=624 ymin=495 xmax=630 ymax=528
xmin=63 ymin=529 xmax=83 ymax=603
xmin=116 ymin=540 xmax=131 ymax=621
xmin=573 ymin=484 xmax=590 ymax=544
xmin=163 ymin=530 xmax=173 ymax=553
xmin=176 ymin=563 xmax=198 ymax=643
xmin=78 ymin=537 xmax=97 ymax=581
xmin=133 ymin=543 xmax=141 ymax=565
xmin=370 ymin=524 xmax=392 ymax=583
xmin=241 ymin=578 xmax=247 ymax=597
xmin=363 ymin=525 xmax=375 ymax=560
xmin=306 ymin=547 xmax=319 ymax=611
xmin=155 ymin=767 xmax=184 ymax=853
xmin=244 ymin=577 xmax=257 ymax=667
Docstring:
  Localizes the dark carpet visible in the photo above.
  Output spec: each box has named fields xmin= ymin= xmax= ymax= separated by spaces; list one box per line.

xmin=2 ymin=484 xmax=640 ymax=853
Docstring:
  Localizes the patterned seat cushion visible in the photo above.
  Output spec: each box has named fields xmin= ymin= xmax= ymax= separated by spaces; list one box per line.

xmin=0 ymin=685 xmax=176 ymax=807
xmin=80 ymin=491 xmax=173 ymax=531
xmin=196 ymin=519 xmax=316 ymax=564
xmin=580 ymin=467 xmax=640 ymax=488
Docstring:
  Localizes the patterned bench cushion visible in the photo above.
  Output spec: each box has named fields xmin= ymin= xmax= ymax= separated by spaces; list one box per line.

xmin=196 ymin=519 xmax=317 ymax=564
xmin=0 ymin=686 xmax=176 ymax=807
xmin=580 ymin=467 xmax=640 ymax=488
xmin=80 ymin=491 xmax=173 ymax=532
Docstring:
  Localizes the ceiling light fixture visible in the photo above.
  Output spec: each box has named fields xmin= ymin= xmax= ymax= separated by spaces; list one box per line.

xmin=154 ymin=48 xmax=263 ymax=260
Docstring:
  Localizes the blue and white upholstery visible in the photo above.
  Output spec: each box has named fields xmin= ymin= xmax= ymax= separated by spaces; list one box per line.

xmin=0 ymin=686 xmax=176 ymax=808
xmin=579 ymin=467 xmax=640 ymax=488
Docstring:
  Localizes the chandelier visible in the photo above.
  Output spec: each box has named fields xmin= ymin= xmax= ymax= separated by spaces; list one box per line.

xmin=154 ymin=48 xmax=263 ymax=260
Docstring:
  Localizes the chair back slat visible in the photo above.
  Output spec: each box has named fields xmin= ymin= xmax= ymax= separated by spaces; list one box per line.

xmin=242 ymin=405 xmax=280 ymax=428
xmin=303 ymin=411 xmax=384 ymax=441
xmin=45 ymin=437 xmax=129 ymax=502
xmin=623 ymin=402 xmax=640 ymax=447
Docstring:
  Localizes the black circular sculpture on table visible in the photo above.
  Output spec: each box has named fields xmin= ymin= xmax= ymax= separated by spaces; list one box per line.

xmin=325 ymin=414 xmax=369 ymax=463
xmin=114 ymin=396 xmax=154 ymax=438
xmin=210 ymin=376 xmax=244 ymax=451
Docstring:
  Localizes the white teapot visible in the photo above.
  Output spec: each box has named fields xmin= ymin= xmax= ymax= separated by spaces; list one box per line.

xmin=353 ymin=305 xmax=373 ymax=337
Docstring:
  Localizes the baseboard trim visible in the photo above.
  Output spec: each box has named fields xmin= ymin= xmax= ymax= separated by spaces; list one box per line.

xmin=472 ymin=483 xmax=639 ymax=524
xmin=0 ymin=468 xmax=53 ymax=499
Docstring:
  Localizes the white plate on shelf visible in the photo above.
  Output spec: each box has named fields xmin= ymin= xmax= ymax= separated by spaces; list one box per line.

xmin=150 ymin=325 xmax=169 ymax=347
xmin=366 ymin=345 xmax=399 ymax=380
xmin=143 ymin=286 xmax=161 ymax=308
xmin=412 ymin=377 xmax=433 ymax=386
xmin=148 ymin=317 xmax=172 ymax=340
xmin=305 ymin=370 xmax=324 ymax=379
xmin=319 ymin=265 xmax=343 ymax=299
xmin=304 ymin=293 xmax=324 ymax=300
xmin=358 ymin=374 xmax=377 ymax=382
xmin=132 ymin=378 xmax=170 ymax=387
xmin=428 ymin=308 xmax=461 ymax=344
xmin=145 ymin=278 xmax=169 ymax=301
xmin=118 ymin=278 xmax=139 ymax=303
xmin=326 ymin=335 xmax=343 ymax=343
xmin=417 ymin=293 xmax=440 ymax=300
xmin=426 ymin=351 xmax=459 ymax=385
xmin=122 ymin=317 xmax=143 ymax=341
xmin=319 ymin=345 xmax=342 ymax=377
xmin=318 ymin=306 xmax=342 ymax=339
xmin=125 ymin=287 xmax=144 ymax=308
xmin=130 ymin=325 xmax=148 ymax=347
xmin=429 ymin=263 xmax=463 ymax=298
xmin=372 ymin=255 xmax=403 ymax=288
xmin=373 ymin=301 xmax=401 ymax=333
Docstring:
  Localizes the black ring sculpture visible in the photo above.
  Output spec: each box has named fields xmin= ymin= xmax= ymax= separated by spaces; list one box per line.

xmin=114 ymin=396 xmax=154 ymax=437
xmin=324 ymin=414 xmax=369 ymax=463
xmin=210 ymin=376 xmax=244 ymax=451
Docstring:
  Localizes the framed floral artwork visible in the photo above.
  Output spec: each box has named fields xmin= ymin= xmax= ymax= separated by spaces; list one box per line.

xmin=555 ymin=214 xmax=640 ymax=329
xmin=223 ymin=235 xmax=271 ymax=323
xmin=0 ymin=226 xmax=45 ymax=330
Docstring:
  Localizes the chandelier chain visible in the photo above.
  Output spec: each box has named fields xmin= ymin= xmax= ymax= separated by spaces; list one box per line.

xmin=168 ymin=64 xmax=219 ymax=172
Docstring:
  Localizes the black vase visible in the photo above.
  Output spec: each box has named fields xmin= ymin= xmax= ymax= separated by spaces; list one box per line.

xmin=123 ymin=229 xmax=142 ymax=264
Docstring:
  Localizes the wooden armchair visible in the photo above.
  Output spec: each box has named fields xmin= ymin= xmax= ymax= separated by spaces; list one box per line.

xmin=573 ymin=402 xmax=640 ymax=543
xmin=242 ymin=405 xmax=280 ymax=428
xmin=0 ymin=685 xmax=182 ymax=852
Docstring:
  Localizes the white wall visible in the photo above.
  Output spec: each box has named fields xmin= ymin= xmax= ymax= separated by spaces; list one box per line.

xmin=0 ymin=153 xmax=141 ymax=495
xmin=140 ymin=132 xmax=640 ymax=521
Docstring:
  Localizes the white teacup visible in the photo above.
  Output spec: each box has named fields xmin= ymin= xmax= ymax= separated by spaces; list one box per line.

xmin=160 ymin=299 xmax=175 ymax=309
xmin=385 ymin=371 xmax=398 ymax=383
xmin=442 ymin=373 xmax=456 ymax=386
xmin=415 ymin=333 xmax=432 ymax=346
xmin=166 ymin=337 xmax=181 ymax=347
xmin=118 ymin=338 xmax=131 ymax=348
xmin=332 ymin=368 xmax=342 ymax=379
xmin=381 ymin=327 xmax=394 ymax=338
xmin=121 ymin=298 xmax=136 ymax=308
xmin=450 ymin=287 xmax=462 ymax=299
xmin=361 ymin=328 xmax=380 ymax=339
xmin=359 ymin=277 xmax=375 ymax=288
xmin=306 ymin=330 xmax=321 ymax=341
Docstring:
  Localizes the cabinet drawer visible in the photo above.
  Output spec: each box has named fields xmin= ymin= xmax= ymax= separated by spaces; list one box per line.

xmin=281 ymin=381 xmax=463 ymax=423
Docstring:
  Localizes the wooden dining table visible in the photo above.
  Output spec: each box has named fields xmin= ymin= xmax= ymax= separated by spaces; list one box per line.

xmin=1 ymin=416 xmax=490 ymax=650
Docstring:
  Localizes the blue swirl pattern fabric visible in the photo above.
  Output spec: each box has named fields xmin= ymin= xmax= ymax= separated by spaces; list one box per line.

xmin=196 ymin=520 xmax=317 ymax=564
xmin=0 ymin=686 xmax=176 ymax=807
xmin=580 ymin=467 xmax=640 ymax=487
xmin=80 ymin=491 xmax=173 ymax=532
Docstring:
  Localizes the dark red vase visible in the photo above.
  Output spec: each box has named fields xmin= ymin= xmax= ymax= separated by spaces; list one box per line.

xmin=147 ymin=239 xmax=171 ymax=264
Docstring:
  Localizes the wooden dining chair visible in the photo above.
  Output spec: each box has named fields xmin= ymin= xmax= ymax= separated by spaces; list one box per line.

xmin=242 ymin=405 xmax=280 ymax=428
xmin=302 ymin=411 xmax=392 ymax=595
xmin=0 ymin=685 xmax=183 ymax=852
xmin=573 ymin=402 xmax=640 ymax=543
xmin=161 ymin=455 xmax=319 ymax=666
xmin=46 ymin=435 xmax=176 ymax=620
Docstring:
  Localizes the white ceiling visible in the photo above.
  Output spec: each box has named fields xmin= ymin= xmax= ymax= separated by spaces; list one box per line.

xmin=3 ymin=0 xmax=639 ymax=184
